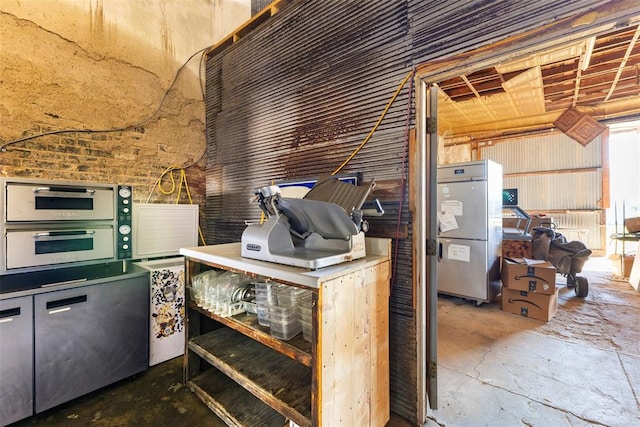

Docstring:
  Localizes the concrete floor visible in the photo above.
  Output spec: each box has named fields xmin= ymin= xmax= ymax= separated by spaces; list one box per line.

xmin=12 ymin=356 xmax=226 ymax=427
xmin=427 ymin=257 xmax=640 ymax=427
xmin=10 ymin=257 xmax=639 ymax=427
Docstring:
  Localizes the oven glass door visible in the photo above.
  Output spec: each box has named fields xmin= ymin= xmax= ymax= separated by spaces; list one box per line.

xmin=5 ymin=184 xmax=114 ymax=222
xmin=5 ymin=226 xmax=115 ymax=269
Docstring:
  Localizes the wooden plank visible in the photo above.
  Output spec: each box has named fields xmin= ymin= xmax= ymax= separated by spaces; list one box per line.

xmin=324 ymin=272 xmax=356 ymax=424
xmin=318 ymin=263 xmax=390 ymax=426
xmin=184 ymin=262 xmax=202 ymax=384
xmin=189 ymin=302 xmax=312 ymax=366
xmin=188 ymin=368 xmax=287 ymax=427
xmin=600 ymin=127 xmax=610 ymax=210
xmin=370 ymin=178 xmax=404 ymax=201
xmin=189 ymin=328 xmax=312 ymax=426
xmin=206 ymin=0 xmax=291 ymax=58
xmin=408 ymin=128 xmax=417 ymax=215
xmin=310 ymin=291 xmax=320 ymax=425
xmin=370 ymin=262 xmax=391 ymax=426
xmin=352 ymin=269 xmax=371 ymax=426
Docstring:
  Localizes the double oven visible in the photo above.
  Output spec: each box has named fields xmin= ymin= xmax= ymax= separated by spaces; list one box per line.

xmin=0 ymin=177 xmax=149 ymax=426
xmin=1 ymin=177 xmax=133 ymax=273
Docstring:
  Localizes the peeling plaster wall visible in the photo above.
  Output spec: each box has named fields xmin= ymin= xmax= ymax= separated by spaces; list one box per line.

xmin=0 ymin=0 xmax=250 ymax=225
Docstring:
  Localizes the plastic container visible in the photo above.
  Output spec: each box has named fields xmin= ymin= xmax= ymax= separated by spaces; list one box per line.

xmin=269 ymin=318 xmax=302 ymax=340
xmin=298 ymin=305 xmax=312 ymax=323
xmin=299 ymin=317 xmax=312 ymax=342
xmin=256 ymin=303 xmax=270 ymax=327
xmin=255 ymin=281 xmax=278 ymax=305
xmin=192 ymin=269 xmax=221 ymax=307
xmin=268 ymin=304 xmax=298 ymax=322
xmin=243 ymin=300 xmax=257 ymax=314
xmin=276 ymin=285 xmax=310 ymax=307
xmin=206 ymin=272 xmax=251 ymax=316
xmin=297 ymin=292 xmax=312 ymax=322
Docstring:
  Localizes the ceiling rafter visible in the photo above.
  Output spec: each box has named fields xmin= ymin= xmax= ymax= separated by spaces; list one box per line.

xmin=604 ymin=24 xmax=640 ymax=102
xmin=438 ymin=24 xmax=640 ymax=138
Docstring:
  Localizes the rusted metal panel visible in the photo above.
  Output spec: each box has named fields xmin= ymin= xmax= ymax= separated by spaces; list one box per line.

xmin=409 ymin=0 xmax=614 ymax=64
xmin=205 ymin=0 xmax=631 ymax=421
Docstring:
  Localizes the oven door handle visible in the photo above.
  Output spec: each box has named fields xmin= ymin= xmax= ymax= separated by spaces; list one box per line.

xmin=33 ymin=230 xmax=96 ymax=238
xmin=0 ymin=307 xmax=21 ymax=323
xmin=46 ymin=295 xmax=88 ymax=314
xmin=33 ymin=186 xmax=96 ymax=194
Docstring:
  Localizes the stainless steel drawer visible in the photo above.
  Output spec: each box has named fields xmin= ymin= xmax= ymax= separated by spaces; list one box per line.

xmin=0 ymin=295 xmax=34 ymax=426
xmin=5 ymin=183 xmax=115 ymax=222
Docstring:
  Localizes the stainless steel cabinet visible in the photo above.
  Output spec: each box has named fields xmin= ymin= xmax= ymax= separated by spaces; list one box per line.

xmin=34 ymin=276 xmax=149 ymax=413
xmin=0 ymin=296 xmax=34 ymax=426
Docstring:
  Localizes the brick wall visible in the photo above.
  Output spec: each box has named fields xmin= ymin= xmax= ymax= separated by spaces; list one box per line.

xmin=0 ymin=6 xmax=211 ymax=241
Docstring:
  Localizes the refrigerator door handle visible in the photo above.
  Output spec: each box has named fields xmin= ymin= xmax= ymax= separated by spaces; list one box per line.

xmin=438 ymin=242 xmax=443 ymax=260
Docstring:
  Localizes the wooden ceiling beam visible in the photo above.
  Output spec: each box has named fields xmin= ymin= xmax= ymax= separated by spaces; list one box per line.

xmin=604 ymin=24 xmax=640 ymax=101
xmin=443 ymin=96 xmax=640 ymax=139
xmin=581 ymin=37 xmax=596 ymax=71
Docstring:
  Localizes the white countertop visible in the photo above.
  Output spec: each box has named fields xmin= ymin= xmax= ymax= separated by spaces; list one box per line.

xmin=179 ymin=239 xmax=390 ymax=288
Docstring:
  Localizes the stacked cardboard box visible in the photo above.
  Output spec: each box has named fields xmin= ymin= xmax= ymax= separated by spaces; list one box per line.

xmin=501 ymin=258 xmax=559 ymax=322
xmin=624 ymin=217 xmax=640 ymax=233
xmin=610 ymin=254 xmax=635 ymax=278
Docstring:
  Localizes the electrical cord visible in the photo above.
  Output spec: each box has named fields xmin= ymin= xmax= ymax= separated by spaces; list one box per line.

xmin=391 ymin=69 xmax=416 ymax=289
xmin=331 ymin=70 xmax=414 ymax=176
xmin=1 ymin=44 xmax=211 ymax=245
xmin=325 ymin=69 xmax=415 ymax=289
xmin=145 ymin=164 xmax=207 ymax=246
xmin=0 ymin=46 xmax=211 ymax=154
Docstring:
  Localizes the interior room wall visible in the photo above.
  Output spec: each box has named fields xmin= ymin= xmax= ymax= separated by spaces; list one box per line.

xmin=0 ymin=0 xmax=250 ymax=226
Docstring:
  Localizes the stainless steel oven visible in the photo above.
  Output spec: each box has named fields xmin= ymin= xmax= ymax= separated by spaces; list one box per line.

xmin=5 ymin=182 xmax=116 ymax=222
xmin=1 ymin=178 xmax=133 ymax=274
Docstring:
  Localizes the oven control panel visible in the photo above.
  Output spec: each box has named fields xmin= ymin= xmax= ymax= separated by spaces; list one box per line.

xmin=116 ymin=185 xmax=133 ymax=260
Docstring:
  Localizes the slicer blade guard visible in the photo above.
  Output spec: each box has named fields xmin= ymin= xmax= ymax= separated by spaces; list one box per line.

xmin=241 ymin=176 xmax=377 ymax=269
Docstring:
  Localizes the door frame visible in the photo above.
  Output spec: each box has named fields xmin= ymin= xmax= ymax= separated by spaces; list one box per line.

xmin=413 ymin=1 xmax=640 ymax=422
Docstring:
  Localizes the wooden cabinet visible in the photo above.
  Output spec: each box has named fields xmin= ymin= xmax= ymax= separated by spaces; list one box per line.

xmin=181 ymin=238 xmax=391 ymax=427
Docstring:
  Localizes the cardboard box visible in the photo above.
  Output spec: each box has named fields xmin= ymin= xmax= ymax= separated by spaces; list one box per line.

xmin=501 ymin=257 xmax=556 ymax=294
xmin=502 ymin=239 xmax=532 ymax=258
xmin=610 ymin=254 xmax=635 ymax=278
xmin=501 ymin=287 xmax=559 ymax=322
xmin=630 ymin=251 xmax=640 ymax=292
xmin=624 ymin=217 xmax=640 ymax=233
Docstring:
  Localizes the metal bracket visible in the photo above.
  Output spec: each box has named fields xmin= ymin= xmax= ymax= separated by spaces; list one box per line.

xmin=426 ymin=238 xmax=437 ymax=256
xmin=426 ymin=116 xmax=437 ymax=134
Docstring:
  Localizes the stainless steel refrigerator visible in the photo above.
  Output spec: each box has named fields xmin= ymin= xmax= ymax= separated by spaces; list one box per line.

xmin=437 ymin=160 xmax=502 ymax=303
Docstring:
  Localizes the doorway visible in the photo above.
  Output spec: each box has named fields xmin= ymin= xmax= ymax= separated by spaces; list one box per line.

xmin=414 ymin=8 xmax=640 ymax=422
xmin=607 ymin=121 xmax=640 ymax=259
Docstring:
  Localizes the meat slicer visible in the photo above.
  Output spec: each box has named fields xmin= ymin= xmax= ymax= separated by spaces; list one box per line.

xmin=241 ymin=176 xmax=377 ymax=269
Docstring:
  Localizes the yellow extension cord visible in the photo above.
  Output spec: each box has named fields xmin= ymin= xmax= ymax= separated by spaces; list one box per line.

xmin=150 ymin=70 xmax=414 ymax=244
xmin=149 ymin=165 xmax=207 ymax=246
xmin=331 ymin=71 xmax=413 ymax=175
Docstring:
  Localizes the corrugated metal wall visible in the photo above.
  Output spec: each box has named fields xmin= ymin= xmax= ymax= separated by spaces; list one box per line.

xmin=205 ymin=0 xmax=617 ymax=422
xmin=482 ymin=133 xmax=604 ymax=249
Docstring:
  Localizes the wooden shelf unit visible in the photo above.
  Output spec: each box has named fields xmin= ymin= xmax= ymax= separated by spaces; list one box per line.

xmin=181 ymin=238 xmax=391 ymax=427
